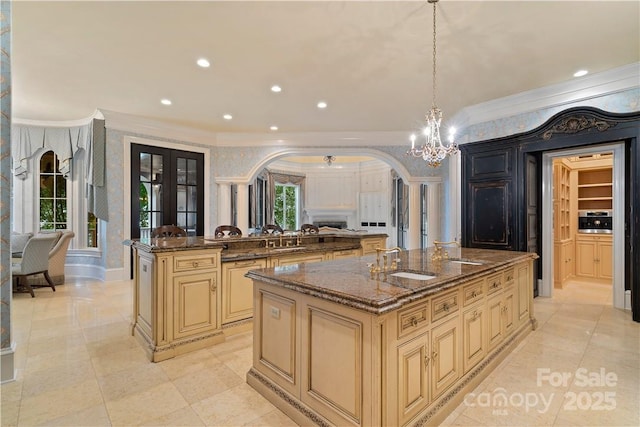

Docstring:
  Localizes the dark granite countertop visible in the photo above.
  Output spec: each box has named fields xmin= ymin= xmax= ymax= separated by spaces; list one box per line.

xmin=246 ymin=247 xmax=538 ymax=315
xmin=128 ymin=232 xmax=387 ymax=257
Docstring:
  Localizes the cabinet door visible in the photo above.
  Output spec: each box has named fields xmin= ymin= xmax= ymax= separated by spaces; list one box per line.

xmin=431 ymin=317 xmax=460 ymax=399
xmin=222 ymin=259 xmax=268 ymax=324
xmin=517 ymin=262 xmax=531 ymax=323
xmin=397 ymin=333 xmax=430 ymax=426
xmin=173 ymin=272 xmax=218 ymax=339
xmin=467 ymin=180 xmax=513 ymax=250
xmin=487 ymin=294 xmax=503 ymax=350
xmin=462 ymin=305 xmax=485 ymax=374
xmin=598 ymin=241 xmax=613 ymax=279
xmin=576 ymin=240 xmax=597 ymax=278
xmin=503 ymin=288 xmax=516 ymax=336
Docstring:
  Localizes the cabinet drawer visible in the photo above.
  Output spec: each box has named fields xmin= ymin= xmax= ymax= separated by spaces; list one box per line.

xmin=503 ymin=268 xmax=515 ymax=285
xmin=486 ymin=273 xmax=503 ymax=295
xmin=174 ymin=253 xmax=218 ymax=272
xmin=361 ymin=238 xmax=386 ymax=255
xmin=431 ymin=290 xmax=459 ymax=323
xmin=462 ymin=279 xmax=484 ymax=306
xmin=397 ymin=302 xmax=429 ymax=339
xmin=333 ymin=249 xmax=360 ymax=259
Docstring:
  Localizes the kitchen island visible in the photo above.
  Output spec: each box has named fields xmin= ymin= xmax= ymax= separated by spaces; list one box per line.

xmin=246 ymin=247 xmax=538 ymax=427
xmin=129 ymin=232 xmax=386 ymax=361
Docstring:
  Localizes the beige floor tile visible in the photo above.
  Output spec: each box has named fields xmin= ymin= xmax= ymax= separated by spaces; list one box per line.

xmin=191 ymin=383 xmax=277 ymax=426
xmin=24 ymin=343 xmax=91 ymax=372
xmin=85 ymin=334 xmax=142 ymax=358
xmin=98 ymin=361 xmax=170 ymax=402
xmin=90 ymin=345 xmax=151 ymax=377
xmin=139 ymin=406 xmax=205 ymax=427
xmin=172 ymin=363 xmax=244 ymax=404
xmin=17 ymin=378 xmax=103 ymax=426
xmin=158 ymin=348 xmax=223 ymax=381
xmin=243 ymin=408 xmax=299 ymax=426
xmin=216 ymin=346 xmax=253 ymax=379
xmin=1 ymin=400 xmax=20 ymax=427
xmin=21 ymin=358 xmax=96 ymax=399
xmin=105 ymin=382 xmax=189 ymax=426
xmin=39 ymin=403 xmax=112 ymax=427
xmin=26 ymin=330 xmax=86 ymax=356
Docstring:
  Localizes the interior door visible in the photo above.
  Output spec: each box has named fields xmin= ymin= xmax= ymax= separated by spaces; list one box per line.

xmin=525 ymin=153 xmax=540 ymax=297
xmin=131 ymin=144 xmax=204 ymax=238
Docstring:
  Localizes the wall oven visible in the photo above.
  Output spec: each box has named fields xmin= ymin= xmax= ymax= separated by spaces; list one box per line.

xmin=578 ymin=210 xmax=612 ymax=234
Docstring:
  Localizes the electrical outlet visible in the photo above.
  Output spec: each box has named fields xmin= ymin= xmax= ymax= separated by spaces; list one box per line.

xmin=270 ymin=306 xmax=280 ymax=319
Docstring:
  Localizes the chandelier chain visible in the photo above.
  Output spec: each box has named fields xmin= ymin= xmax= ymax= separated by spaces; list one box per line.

xmin=432 ymin=0 xmax=437 ymax=109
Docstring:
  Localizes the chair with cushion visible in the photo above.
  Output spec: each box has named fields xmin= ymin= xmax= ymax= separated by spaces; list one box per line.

xmin=261 ymin=224 xmax=283 ymax=235
xmin=26 ymin=230 xmax=75 ymax=287
xmin=11 ymin=232 xmax=33 ymax=257
xmin=151 ymin=225 xmax=187 ymax=238
xmin=12 ymin=234 xmax=58 ymax=297
xmin=214 ymin=225 xmax=242 ymax=238
xmin=300 ymin=224 xmax=319 ymax=234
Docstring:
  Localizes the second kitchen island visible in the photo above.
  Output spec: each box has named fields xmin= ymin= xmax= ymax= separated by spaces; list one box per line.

xmin=246 ymin=247 xmax=538 ymax=427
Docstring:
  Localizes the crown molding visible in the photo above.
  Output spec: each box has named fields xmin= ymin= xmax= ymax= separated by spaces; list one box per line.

xmin=11 ymin=109 xmax=103 ymax=128
xmin=451 ymin=62 xmax=640 ymax=132
xmin=214 ymin=131 xmax=408 ymax=147
xmin=100 ymin=109 xmax=219 ymax=146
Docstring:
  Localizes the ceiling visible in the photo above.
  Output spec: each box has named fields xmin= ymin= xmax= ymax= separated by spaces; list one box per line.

xmin=12 ymin=1 xmax=640 ymax=135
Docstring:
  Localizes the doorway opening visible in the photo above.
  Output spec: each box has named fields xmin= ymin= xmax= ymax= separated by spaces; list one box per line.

xmin=541 ymin=142 xmax=626 ymax=310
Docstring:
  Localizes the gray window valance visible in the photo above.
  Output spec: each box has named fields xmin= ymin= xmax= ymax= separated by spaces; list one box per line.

xmin=11 ymin=119 xmax=108 ymax=221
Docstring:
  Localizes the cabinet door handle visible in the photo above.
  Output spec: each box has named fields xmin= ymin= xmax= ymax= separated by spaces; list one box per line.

xmin=424 ymin=353 xmax=430 ymax=367
xmin=471 ymin=290 xmax=477 ymax=298
xmin=210 ymin=279 xmax=217 ymax=292
xmin=411 ymin=317 xmax=418 ymax=327
xmin=432 ymin=350 xmax=438 ymax=359
xmin=473 ymin=310 xmax=479 ymax=320
xmin=442 ymin=303 xmax=450 ymax=312
xmin=193 ymin=261 xmax=199 ymax=267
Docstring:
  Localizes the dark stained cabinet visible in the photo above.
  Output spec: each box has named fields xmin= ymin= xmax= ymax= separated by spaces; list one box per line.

xmin=462 ymin=143 xmax=517 ymax=250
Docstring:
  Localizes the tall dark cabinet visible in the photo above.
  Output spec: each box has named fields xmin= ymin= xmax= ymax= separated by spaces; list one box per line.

xmin=460 ymin=107 xmax=640 ymax=322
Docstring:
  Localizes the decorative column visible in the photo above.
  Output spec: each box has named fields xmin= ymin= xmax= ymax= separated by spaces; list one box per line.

xmin=217 ymin=182 xmax=232 ymax=227
xmin=426 ymin=182 xmax=441 ymax=247
xmin=235 ymin=184 xmax=249 ymax=235
xmin=1 ymin=0 xmax=15 ymax=383
xmin=406 ymin=181 xmax=422 ymax=250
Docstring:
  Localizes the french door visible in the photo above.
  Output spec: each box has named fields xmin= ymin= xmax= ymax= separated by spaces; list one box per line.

xmin=131 ymin=144 xmax=204 ymax=238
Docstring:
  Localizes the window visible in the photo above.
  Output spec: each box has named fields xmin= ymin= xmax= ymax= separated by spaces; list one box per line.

xmin=39 ymin=151 xmax=67 ymax=230
xmin=274 ymin=183 xmax=299 ymax=230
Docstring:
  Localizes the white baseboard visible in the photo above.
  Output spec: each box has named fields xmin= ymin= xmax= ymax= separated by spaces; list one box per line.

xmin=65 ymin=265 xmax=127 ymax=283
xmin=625 ymin=290 xmax=632 ymax=311
xmin=1 ymin=342 xmax=16 ymax=384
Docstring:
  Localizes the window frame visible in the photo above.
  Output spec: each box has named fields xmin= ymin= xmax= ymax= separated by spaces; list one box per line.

xmin=274 ymin=182 xmax=300 ymax=231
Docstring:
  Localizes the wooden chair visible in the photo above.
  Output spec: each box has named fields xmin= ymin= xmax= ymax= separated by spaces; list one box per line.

xmin=300 ymin=224 xmax=319 ymax=234
xmin=12 ymin=234 xmax=58 ymax=297
xmin=214 ymin=225 xmax=242 ymax=238
xmin=261 ymin=224 xmax=283 ymax=234
xmin=151 ymin=225 xmax=187 ymax=238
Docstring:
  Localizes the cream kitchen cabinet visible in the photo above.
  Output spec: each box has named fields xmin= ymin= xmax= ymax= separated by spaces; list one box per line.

xmin=462 ymin=303 xmax=486 ymax=374
xmin=360 ymin=235 xmax=387 ymax=255
xmin=270 ymin=251 xmax=327 ymax=267
xmin=576 ymin=234 xmax=613 ymax=280
xmin=222 ymin=258 xmax=268 ymax=325
xmin=431 ymin=316 xmax=461 ymax=399
xmin=397 ymin=332 xmax=431 ymax=426
xmin=132 ymin=247 xmax=223 ymax=362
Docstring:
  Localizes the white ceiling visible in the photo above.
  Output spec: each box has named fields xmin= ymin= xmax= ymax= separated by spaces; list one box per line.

xmin=11 ymin=0 xmax=640 ymax=135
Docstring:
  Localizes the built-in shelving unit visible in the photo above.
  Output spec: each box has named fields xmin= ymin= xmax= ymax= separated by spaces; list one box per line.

xmin=577 ymin=168 xmax=612 ymax=210
xmin=553 ymin=161 xmax=571 ymax=240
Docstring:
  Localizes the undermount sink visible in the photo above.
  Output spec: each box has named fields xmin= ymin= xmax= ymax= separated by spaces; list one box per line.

xmin=390 ymin=272 xmax=436 ymax=281
xmin=447 ymin=258 xmax=484 ymax=266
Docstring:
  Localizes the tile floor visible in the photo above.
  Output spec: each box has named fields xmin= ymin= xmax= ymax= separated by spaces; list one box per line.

xmin=1 ymin=278 xmax=638 ymax=426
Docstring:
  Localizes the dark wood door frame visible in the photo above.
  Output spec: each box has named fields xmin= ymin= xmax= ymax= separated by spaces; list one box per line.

xmin=461 ymin=107 xmax=640 ymax=322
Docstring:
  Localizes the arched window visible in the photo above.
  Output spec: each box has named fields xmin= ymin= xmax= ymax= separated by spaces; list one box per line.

xmin=39 ymin=151 xmax=67 ymax=230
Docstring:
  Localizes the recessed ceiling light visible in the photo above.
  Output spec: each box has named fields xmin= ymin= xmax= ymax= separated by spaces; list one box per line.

xmin=317 ymin=101 xmax=327 ymax=109
xmin=223 ymin=114 xmax=232 ymax=120
xmin=161 ymin=99 xmax=172 ymax=105
xmin=573 ymin=69 xmax=588 ymax=77
xmin=271 ymin=85 xmax=282 ymax=93
xmin=270 ymin=125 xmax=278 ymax=131
xmin=197 ymin=58 xmax=210 ymax=68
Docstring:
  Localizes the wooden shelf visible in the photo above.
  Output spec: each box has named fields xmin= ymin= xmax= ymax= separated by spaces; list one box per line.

xmin=577 ymin=167 xmax=612 ymax=210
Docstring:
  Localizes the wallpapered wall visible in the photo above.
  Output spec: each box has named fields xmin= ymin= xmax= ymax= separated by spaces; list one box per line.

xmin=101 ymin=87 xmax=638 ymax=273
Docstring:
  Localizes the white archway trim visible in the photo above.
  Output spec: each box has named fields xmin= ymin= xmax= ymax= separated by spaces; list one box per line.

xmin=215 ymin=147 xmax=415 ymax=185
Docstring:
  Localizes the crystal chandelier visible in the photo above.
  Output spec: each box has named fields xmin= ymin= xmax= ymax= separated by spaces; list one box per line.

xmin=407 ymin=0 xmax=459 ymax=167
